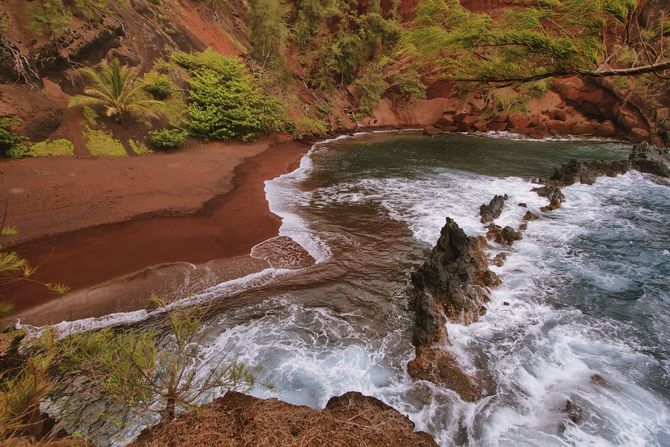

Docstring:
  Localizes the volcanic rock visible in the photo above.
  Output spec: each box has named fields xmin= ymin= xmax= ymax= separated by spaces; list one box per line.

xmin=629 ymin=141 xmax=670 ymax=177
xmin=411 ymin=218 xmax=499 ymax=346
xmin=533 ymin=185 xmax=565 ymax=211
xmin=486 ymin=224 xmax=522 ymax=246
xmin=549 ymin=159 xmax=630 ymax=186
xmin=523 ymin=211 xmax=539 ymax=221
xmin=480 ymin=194 xmax=508 ymax=224
xmin=407 ymin=346 xmax=482 ymax=402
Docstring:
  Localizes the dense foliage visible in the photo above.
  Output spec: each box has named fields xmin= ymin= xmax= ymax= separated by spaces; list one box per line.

xmin=173 ymin=50 xmax=285 ymax=142
xmin=69 ymin=58 xmax=161 ymax=124
xmin=0 ymin=117 xmax=25 ymax=156
xmin=27 ymin=0 xmax=123 ymax=37
xmin=405 ymin=0 xmax=648 ymax=82
xmin=297 ymin=1 xmax=403 ymax=89
xmin=148 ymin=128 xmax=188 ymax=151
xmin=248 ymin=0 xmax=290 ymax=71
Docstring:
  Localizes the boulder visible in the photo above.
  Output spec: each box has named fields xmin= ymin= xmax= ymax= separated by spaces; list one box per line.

xmin=486 ymin=224 xmax=522 ymax=246
xmin=422 ymin=125 xmax=441 ymax=136
xmin=550 ymin=159 xmax=630 ymax=186
xmin=533 ymin=185 xmax=565 ymax=211
xmin=490 ymin=252 xmax=507 ymax=267
xmin=629 ymin=141 xmax=670 ymax=177
xmin=523 ymin=211 xmax=539 ymax=221
xmin=480 ymin=194 xmax=508 ymax=224
xmin=487 ymin=121 xmax=509 ymax=132
xmin=408 ymin=346 xmax=482 ymax=402
xmin=594 ymin=120 xmax=616 ymax=137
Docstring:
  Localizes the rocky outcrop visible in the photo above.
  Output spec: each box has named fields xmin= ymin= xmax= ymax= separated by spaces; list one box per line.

xmin=629 ymin=142 xmax=670 ymax=177
xmin=548 ymin=159 xmax=630 ymax=186
xmin=411 ymin=218 xmax=499 ymax=343
xmin=532 ymin=142 xmax=669 ymax=211
xmin=541 ymin=142 xmax=669 ymax=195
xmin=486 ymin=224 xmax=522 ymax=246
xmin=532 ymin=185 xmax=566 ymax=211
xmin=480 ymin=194 xmax=507 ymax=223
xmin=408 ymin=347 xmax=482 ymax=402
xmin=408 ymin=218 xmax=500 ymax=400
xmin=131 ymin=391 xmax=438 ymax=447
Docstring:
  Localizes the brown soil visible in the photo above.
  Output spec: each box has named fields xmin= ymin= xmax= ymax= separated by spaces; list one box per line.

xmin=1 ymin=139 xmax=309 ymax=317
xmin=131 ymin=391 xmax=437 ymax=447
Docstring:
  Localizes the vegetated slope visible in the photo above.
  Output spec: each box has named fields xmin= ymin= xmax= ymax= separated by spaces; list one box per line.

xmin=0 ymin=0 xmax=668 ymax=154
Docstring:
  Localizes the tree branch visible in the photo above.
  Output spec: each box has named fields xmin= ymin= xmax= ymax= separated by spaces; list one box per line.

xmin=446 ymin=60 xmax=670 ymax=83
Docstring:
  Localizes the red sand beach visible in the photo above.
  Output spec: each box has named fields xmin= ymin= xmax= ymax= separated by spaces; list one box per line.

xmin=0 ymin=138 xmax=309 ymax=324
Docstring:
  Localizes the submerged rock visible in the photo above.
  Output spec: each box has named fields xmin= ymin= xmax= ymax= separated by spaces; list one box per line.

xmin=486 ymin=224 xmax=522 ymax=246
xmin=549 ymin=142 xmax=669 ymax=188
xmin=523 ymin=211 xmax=539 ymax=221
xmin=132 ymin=391 xmax=438 ymax=447
xmin=408 ymin=346 xmax=482 ymax=402
xmin=629 ymin=141 xmax=670 ymax=177
xmin=533 ymin=185 xmax=565 ymax=211
xmin=480 ymin=194 xmax=508 ymax=223
xmin=550 ymin=158 xmax=630 ymax=186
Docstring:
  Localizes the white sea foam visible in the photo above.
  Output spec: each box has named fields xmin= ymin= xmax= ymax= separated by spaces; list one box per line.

xmin=264 ymin=145 xmax=332 ymax=263
xmin=215 ymin=168 xmax=670 ymax=446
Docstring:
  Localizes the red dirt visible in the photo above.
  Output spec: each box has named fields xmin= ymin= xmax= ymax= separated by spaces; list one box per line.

xmin=1 ymin=140 xmax=309 ymax=315
xmin=131 ymin=391 xmax=437 ymax=447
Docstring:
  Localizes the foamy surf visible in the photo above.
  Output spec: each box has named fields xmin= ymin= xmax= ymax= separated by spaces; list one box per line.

xmin=32 ymin=132 xmax=670 ymax=447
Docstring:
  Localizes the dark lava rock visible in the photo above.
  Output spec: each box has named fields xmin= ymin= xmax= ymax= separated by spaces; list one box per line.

xmin=550 ymin=158 xmax=630 ymax=186
xmin=407 ymin=346 xmax=482 ymax=402
xmin=629 ymin=141 xmax=670 ymax=177
xmin=486 ymin=224 xmax=522 ymax=246
xmin=480 ymin=194 xmax=508 ymax=224
xmin=523 ymin=211 xmax=539 ymax=221
xmin=533 ymin=185 xmax=565 ymax=211
xmin=559 ymin=399 xmax=584 ymax=432
xmin=490 ymin=252 xmax=508 ymax=267
xmin=549 ymin=142 xmax=669 ymax=189
xmin=411 ymin=218 xmax=499 ymax=347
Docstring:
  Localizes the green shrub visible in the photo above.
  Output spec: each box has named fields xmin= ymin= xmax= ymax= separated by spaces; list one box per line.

xmin=173 ymin=50 xmax=285 ymax=142
xmin=129 ymin=139 xmax=152 ymax=155
xmin=293 ymin=117 xmax=328 ymax=135
xmin=11 ymin=139 xmax=76 ymax=158
xmin=85 ymin=128 xmax=127 ymax=157
xmin=144 ymin=73 xmax=172 ymax=100
xmin=391 ymin=69 xmax=427 ymax=100
xmin=0 ymin=117 xmax=26 ymax=157
xmin=353 ymin=70 xmax=385 ymax=116
xmin=148 ymin=128 xmax=188 ymax=151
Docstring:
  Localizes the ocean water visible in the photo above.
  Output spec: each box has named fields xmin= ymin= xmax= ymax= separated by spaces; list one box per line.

xmin=193 ymin=132 xmax=670 ymax=446
xmin=47 ymin=132 xmax=670 ymax=446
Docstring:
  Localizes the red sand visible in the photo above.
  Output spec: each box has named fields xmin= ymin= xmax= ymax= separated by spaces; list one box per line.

xmin=0 ymin=139 xmax=309 ymax=318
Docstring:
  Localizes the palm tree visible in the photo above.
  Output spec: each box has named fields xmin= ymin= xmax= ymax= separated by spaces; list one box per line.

xmin=68 ymin=58 xmax=161 ymax=123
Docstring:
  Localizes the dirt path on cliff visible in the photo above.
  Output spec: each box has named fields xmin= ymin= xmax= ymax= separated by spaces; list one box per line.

xmin=0 ymin=139 xmax=309 ymax=316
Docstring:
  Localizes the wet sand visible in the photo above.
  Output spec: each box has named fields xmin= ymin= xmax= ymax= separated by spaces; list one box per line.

xmin=1 ymin=139 xmax=309 ymax=321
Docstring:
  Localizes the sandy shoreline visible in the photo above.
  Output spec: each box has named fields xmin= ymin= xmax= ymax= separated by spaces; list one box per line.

xmin=1 ymin=138 xmax=310 ymax=323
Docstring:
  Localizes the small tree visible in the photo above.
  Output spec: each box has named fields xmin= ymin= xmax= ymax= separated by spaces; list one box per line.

xmin=58 ymin=297 xmax=258 ymax=424
xmin=68 ymin=58 xmax=161 ymax=124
